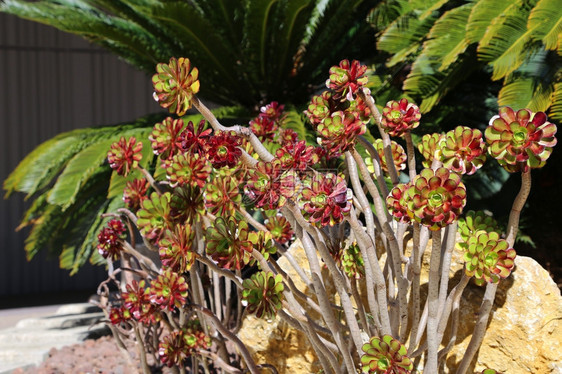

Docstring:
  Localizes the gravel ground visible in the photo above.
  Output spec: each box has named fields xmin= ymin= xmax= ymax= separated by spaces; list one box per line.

xmin=12 ymin=335 xmax=175 ymax=374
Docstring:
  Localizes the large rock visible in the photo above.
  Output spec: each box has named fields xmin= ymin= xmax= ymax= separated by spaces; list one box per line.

xmin=238 ymin=240 xmax=562 ymax=373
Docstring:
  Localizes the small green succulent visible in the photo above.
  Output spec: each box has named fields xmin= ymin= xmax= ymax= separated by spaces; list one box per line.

xmin=361 ymin=335 xmax=413 ymax=373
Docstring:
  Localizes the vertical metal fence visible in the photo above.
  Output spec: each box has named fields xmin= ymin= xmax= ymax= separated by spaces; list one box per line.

xmin=0 ymin=14 xmax=161 ymax=297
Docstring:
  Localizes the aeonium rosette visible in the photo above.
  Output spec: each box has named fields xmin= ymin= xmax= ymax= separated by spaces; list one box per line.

xmin=406 ymin=168 xmax=466 ymax=231
xmin=418 ymin=133 xmax=444 ymax=168
xmin=149 ymin=117 xmax=185 ymax=160
xmin=166 ymin=152 xmax=211 ymax=189
xmin=244 ymin=160 xmax=297 ymax=210
xmin=264 ymin=214 xmax=294 ymax=245
xmin=386 ymin=183 xmax=412 ymax=224
xmin=242 ymin=271 xmax=284 ymax=320
xmin=485 ymin=106 xmax=557 ymax=173
xmin=107 ymin=136 xmax=143 ymax=177
xmin=300 ymin=173 xmax=352 ymax=227
xmin=97 ymin=219 xmax=126 ymax=260
xmin=458 ymin=210 xmax=500 ymax=242
xmin=158 ymin=223 xmax=196 ymax=273
xmin=152 ymin=57 xmax=200 ymax=116
xmin=123 ymin=178 xmax=149 ymax=211
xmin=458 ymin=230 xmax=516 ymax=286
xmin=275 ymin=140 xmax=319 ymax=174
xmin=373 ymin=138 xmax=407 ymax=174
xmin=205 ymin=216 xmax=252 ymax=270
xmin=361 ymin=335 xmax=413 ymax=373
xmin=207 ymin=130 xmax=242 ymax=168
xmin=441 ymin=126 xmax=486 ymax=175
xmin=381 ymin=98 xmax=421 ymax=137
xmin=149 ymin=269 xmax=189 ymax=311
xmin=316 ymin=110 xmax=366 ymax=156
xmin=326 ymin=59 xmax=369 ymax=101
xmin=137 ymin=192 xmax=173 ymax=242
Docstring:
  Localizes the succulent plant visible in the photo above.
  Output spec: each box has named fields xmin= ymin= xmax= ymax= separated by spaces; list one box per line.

xmin=250 ymin=116 xmax=278 ymax=143
xmin=458 ymin=211 xmax=500 ymax=242
xmin=178 ymin=119 xmax=212 ymax=155
xmin=123 ymin=178 xmax=149 ymax=212
xmin=305 ymin=91 xmax=341 ymax=127
xmin=204 ymin=174 xmax=241 ymax=217
xmin=244 ymin=160 xmax=297 ymax=210
xmin=381 ymin=98 xmax=421 ymax=137
xmin=327 ymin=59 xmax=369 ymax=101
xmin=166 ymin=152 xmax=211 ymax=189
xmin=418 ymin=133 xmax=443 ymax=168
xmin=300 ymin=173 xmax=352 ymax=227
xmin=149 ymin=268 xmax=189 ymax=310
xmin=264 ymin=214 xmax=294 ymax=245
xmin=152 ymin=57 xmax=200 ymax=116
xmin=159 ymin=223 xmax=196 ymax=273
xmin=158 ymin=324 xmax=210 ymax=368
xmin=122 ymin=279 xmax=159 ymax=324
xmin=242 ymin=271 xmax=284 ymax=320
xmin=459 ymin=230 xmax=516 ymax=286
xmin=373 ymin=138 xmax=407 ymax=174
xmin=386 ymin=183 xmax=413 ymax=224
xmin=248 ymin=230 xmax=277 ymax=267
xmin=170 ymin=186 xmax=206 ymax=225
xmin=109 ymin=306 xmax=132 ymax=325
xmin=441 ymin=126 xmax=487 ymax=175
xmin=341 ymin=241 xmax=365 ymax=279
xmin=275 ymin=140 xmax=319 ymax=174
xmin=149 ymin=117 xmax=186 ymax=160
xmin=361 ymin=335 xmax=413 ymax=373
xmin=259 ymin=101 xmax=285 ymax=122
xmin=406 ymin=168 xmax=466 ymax=231
xmin=207 ymin=130 xmax=242 ymax=168
xmin=205 ymin=216 xmax=253 ymax=270
xmin=316 ymin=111 xmax=366 ymax=156
xmin=485 ymin=107 xmax=557 ymax=173
xmin=97 ymin=219 xmax=126 ymax=260
xmin=107 ymin=136 xmax=143 ymax=176
xmin=137 ymin=192 xmax=173 ymax=241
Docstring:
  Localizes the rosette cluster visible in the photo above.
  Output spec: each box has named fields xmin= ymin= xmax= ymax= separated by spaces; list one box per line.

xmin=361 ymin=335 xmax=413 ymax=373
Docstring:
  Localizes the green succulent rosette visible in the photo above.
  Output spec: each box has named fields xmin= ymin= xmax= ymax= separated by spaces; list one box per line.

xmin=137 ymin=192 xmax=173 ymax=241
xmin=441 ymin=126 xmax=486 ymax=175
xmin=205 ymin=216 xmax=252 ymax=270
xmin=242 ymin=271 xmax=284 ymax=320
xmin=458 ymin=211 xmax=500 ymax=242
xmin=458 ymin=230 xmax=516 ymax=286
xmin=361 ymin=335 xmax=413 ymax=373
xmin=418 ymin=133 xmax=443 ymax=168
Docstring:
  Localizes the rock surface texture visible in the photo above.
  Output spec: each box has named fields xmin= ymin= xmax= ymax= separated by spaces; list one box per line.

xmin=239 ymin=241 xmax=562 ymax=373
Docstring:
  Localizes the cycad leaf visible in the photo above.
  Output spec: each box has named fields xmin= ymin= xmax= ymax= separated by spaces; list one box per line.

xmin=477 ymin=3 xmax=538 ymax=80
xmin=498 ymin=78 xmax=553 ymax=112
xmin=528 ymin=0 xmax=562 ymax=50
xmin=549 ymin=81 xmax=562 ymax=121
xmin=466 ymin=0 xmax=518 ymax=44
xmin=24 ymin=204 xmax=64 ymax=261
xmin=418 ymin=4 xmax=473 ymax=72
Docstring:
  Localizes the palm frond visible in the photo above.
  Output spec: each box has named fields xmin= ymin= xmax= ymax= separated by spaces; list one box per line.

xmin=549 ymin=81 xmax=562 ymax=121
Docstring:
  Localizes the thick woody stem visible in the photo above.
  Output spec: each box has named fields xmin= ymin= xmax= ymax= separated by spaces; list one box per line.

xmin=404 ymin=132 xmax=417 ymax=182
xmin=425 ymin=229 xmax=442 ymax=372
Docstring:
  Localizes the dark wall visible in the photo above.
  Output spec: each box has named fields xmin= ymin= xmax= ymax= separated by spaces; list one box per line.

xmin=0 ymin=13 xmax=161 ymax=297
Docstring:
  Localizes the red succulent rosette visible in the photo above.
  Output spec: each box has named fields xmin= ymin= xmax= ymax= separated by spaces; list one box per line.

xmin=326 ymin=59 xmax=369 ymax=101
xmin=242 ymin=271 xmax=284 ymax=320
xmin=107 ymin=136 xmax=143 ymax=176
xmin=244 ymin=160 xmax=297 ymax=209
xmin=205 ymin=216 xmax=253 ymax=270
xmin=149 ymin=269 xmax=189 ymax=311
xmin=264 ymin=214 xmax=294 ymax=245
xmin=260 ymin=101 xmax=285 ymax=122
xmin=441 ymin=126 xmax=486 ymax=175
xmin=123 ymin=178 xmax=149 ymax=211
xmin=152 ymin=57 xmax=200 ymax=116
xmin=300 ymin=173 xmax=352 ymax=227
xmin=166 ymin=152 xmax=211 ymax=188
xmin=178 ymin=120 xmax=212 ymax=155
xmin=305 ymin=90 xmax=343 ymax=127
xmin=207 ymin=130 xmax=242 ymax=168
xmin=97 ymin=219 xmax=126 ymax=260
xmin=406 ymin=168 xmax=466 ymax=231
xmin=373 ymin=138 xmax=407 ymax=174
xmin=170 ymin=186 xmax=205 ymax=225
xmin=249 ymin=115 xmax=278 ymax=142
xmin=386 ymin=183 xmax=413 ymax=224
xmin=159 ymin=223 xmax=196 ymax=273
xmin=122 ymin=280 xmax=159 ymax=323
xmin=485 ymin=106 xmax=557 ymax=173
xmin=275 ymin=140 xmax=319 ymax=174
xmin=109 ymin=306 xmax=132 ymax=325
xmin=149 ymin=117 xmax=185 ymax=159
xmin=381 ymin=98 xmax=421 ymax=137
xmin=316 ymin=111 xmax=366 ymax=156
